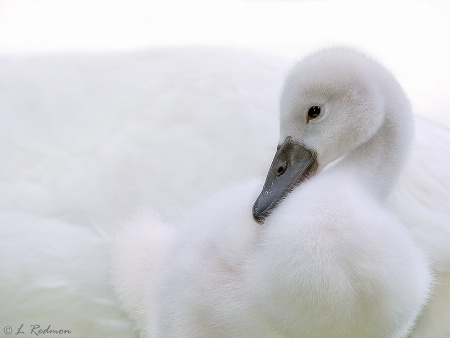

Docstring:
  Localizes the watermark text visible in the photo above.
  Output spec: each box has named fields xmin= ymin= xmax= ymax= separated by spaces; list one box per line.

xmin=3 ymin=324 xmax=71 ymax=336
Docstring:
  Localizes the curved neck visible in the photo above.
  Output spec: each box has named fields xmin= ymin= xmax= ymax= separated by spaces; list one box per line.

xmin=337 ymin=112 xmax=412 ymax=201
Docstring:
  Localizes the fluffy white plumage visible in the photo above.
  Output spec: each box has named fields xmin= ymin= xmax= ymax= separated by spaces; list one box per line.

xmin=1 ymin=47 xmax=449 ymax=338
xmin=0 ymin=48 xmax=284 ymax=337
xmin=389 ymin=118 xmax=450 ymax=337
xmin=111 ymin=48 xmax=436 ymax=337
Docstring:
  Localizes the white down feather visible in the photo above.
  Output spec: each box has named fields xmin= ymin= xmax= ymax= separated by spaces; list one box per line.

xmin=111 ymin=48 xmax=439 ymax=337
xmin=1 ymin=47 xmax=449 ymax=338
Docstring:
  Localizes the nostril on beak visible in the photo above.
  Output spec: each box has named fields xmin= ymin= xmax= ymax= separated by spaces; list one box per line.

xmin=276 ymin=163 xmax=287 ymax=176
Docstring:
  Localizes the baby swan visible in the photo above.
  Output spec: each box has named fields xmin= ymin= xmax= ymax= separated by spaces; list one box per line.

xmin=111 ymin=47 xmax=432 ymax=338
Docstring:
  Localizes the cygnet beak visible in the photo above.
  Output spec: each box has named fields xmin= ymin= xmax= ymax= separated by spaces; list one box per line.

xmin=253 ymin=136 xmax=318 ymax=224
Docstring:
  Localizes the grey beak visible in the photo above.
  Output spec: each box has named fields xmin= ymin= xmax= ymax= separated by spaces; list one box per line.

xmin=253 ymin=136 xmax=317 ymax=224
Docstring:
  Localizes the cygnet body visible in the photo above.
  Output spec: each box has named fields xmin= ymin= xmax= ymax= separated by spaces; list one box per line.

xmin=111 ymin=47 xmax=432 ymax=338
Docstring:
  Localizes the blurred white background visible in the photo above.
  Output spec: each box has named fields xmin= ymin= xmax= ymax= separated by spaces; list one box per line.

xmin=1 ymin=1 xmax=450 ymax=337
xmin=1 ymin=0 xmax=450 ymax=121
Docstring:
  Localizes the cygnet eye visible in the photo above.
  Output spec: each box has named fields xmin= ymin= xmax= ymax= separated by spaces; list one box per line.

xmin=307 ymin=106 xmax=321 ymax=123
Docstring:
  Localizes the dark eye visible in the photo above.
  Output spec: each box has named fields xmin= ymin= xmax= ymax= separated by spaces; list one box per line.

xmin=307 ymin=106 xmax=321 ymax=121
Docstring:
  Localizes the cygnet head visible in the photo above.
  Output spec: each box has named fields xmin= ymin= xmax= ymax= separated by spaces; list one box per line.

xmin=253 ymin=47 xmax=412 ymax=223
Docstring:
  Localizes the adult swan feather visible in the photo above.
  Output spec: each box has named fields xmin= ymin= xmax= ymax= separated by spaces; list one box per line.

xmin=111 ymin=47 xmax=433 ymax=338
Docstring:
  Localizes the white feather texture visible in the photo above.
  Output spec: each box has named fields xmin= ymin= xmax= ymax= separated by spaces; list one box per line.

xmin=1 ymin=47 xmax=449 ymax=337
xmin=389 ymin=118 xmax=450 ymax=337
xmin=0 ymin=48 xmax=284 ymax=337
xmin=111 ymin=48 xmax=436 ymax=337
xmin=113 ymin=178 xmax=431 ymax=337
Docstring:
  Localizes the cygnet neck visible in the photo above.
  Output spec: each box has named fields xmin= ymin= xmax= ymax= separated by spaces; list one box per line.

xmin=337 ymin=106 xmax=412 ymax=202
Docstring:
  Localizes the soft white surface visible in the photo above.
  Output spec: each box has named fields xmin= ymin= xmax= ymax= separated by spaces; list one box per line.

xmin=1 ymin=1 xmax=450 ymax=337
xmin=0 ymin=48 xmax=285 ymax=337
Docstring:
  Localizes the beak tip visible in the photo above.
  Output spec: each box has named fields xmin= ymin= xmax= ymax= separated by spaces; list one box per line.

xmin=253 ymin=215 xmax=265 ymax=224
xmin=252 ymin=202 xmax=265 ymax=224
